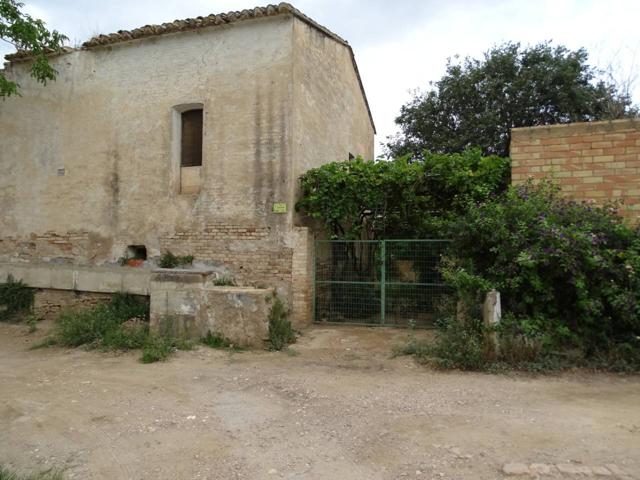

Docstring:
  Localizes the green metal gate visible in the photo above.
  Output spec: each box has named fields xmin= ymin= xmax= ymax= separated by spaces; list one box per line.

xmin=313 ymin=239 xmax=452 ymax=327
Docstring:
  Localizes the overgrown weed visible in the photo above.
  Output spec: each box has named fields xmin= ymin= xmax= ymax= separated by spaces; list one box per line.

xmin=0 ymin=465 xmax=64 ymax=480
xmin=268 ymin=295 xmax=295 ymax=351
xmin=201 ymin=330 xmax=244 ymax=352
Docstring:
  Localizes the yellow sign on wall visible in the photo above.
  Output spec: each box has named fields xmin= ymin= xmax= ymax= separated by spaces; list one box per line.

xmin=272 ymin=202 xmax=287 ymax=213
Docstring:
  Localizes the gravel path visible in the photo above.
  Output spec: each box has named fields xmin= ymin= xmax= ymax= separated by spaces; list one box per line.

xmin=1 ymin=322 xmax=638 ymax=479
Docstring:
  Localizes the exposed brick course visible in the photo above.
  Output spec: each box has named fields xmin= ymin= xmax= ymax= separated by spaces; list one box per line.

xmin=34 ymin=289 xmax=115 ymax=319
xmin=159 ymin=223 xmax=293 ymax=287
xmin=511 ymin=119 xmax=640 ymax=219
xmin=159 ymin=225 xmax=313 ymax=324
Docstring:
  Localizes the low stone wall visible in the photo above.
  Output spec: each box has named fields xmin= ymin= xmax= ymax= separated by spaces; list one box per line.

xmin=149 ymin=269 xmax=274 ymax=347
xmin=0 ymin=225 xmax=315 ymax=328
xmin=1 ymin=262 xmax=281 ymax=347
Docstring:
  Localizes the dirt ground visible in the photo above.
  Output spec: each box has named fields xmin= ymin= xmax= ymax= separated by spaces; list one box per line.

xmin=1 ymin=321 xmax=639 ymax=480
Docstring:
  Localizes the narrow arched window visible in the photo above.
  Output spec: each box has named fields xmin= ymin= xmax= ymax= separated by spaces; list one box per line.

xmin=181 ymin=108 xmax=203 ymax=167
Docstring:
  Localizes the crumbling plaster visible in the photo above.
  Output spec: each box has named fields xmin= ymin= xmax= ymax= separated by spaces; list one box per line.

xmin=0 ymin=10 xmax=374 ymax=324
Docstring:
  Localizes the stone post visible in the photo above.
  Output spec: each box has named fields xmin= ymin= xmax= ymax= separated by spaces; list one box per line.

xmin=482 ymin=290 xmax=501 ymax=358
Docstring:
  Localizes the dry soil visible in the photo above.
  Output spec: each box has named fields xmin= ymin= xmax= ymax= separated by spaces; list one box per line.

xmin=0 ymin=321 xmax=638 ymax=479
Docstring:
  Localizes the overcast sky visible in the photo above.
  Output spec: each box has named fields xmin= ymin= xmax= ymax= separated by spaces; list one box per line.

xmin=2 ymin=0 xmax=639 ymax=157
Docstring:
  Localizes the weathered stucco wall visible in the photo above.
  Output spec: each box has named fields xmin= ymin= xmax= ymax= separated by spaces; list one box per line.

xmin=286 ymin=18 xmax=375 ymax=322
xmin=0 ymin=12 xmax=374 ymax=325
xmin=0 ymin=15 xmax=295 ymax=265
xmin=290 ymin=16 xmax=375 ymax=194
xmin=511 ymin=119 xmax=640 ymax=219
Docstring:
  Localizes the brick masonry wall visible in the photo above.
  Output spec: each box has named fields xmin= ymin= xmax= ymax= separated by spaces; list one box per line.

xmin=159 ymin=223 xmax=292 ymax=286
xmin=34 ymin=289 xmax=116 ymax=319
xmin=511 ymin=119 xmax=640 ymax=219
xmin=159 ymin=224 xmax=314 ymax=326
xmin=290 ymin=227 xmax=313 ymax=327
xmin=0 ymin=223 xmax=316 ymax=326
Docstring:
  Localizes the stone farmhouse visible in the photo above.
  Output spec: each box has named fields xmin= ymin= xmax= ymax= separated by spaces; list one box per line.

xmin=0 ymin=3 xmax=375 ymax=341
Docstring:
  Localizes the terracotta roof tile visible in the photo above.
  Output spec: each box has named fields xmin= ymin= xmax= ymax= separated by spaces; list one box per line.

xmin=80 ymin=3 xmax=348 ymax=49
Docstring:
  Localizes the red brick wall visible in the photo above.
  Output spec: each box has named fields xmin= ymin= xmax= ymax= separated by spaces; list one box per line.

xmin=511 ymin=119 xmax=640 ymax=219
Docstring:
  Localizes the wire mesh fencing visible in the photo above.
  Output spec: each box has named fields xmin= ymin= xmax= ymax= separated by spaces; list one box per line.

xmin=314 ymin=239 xmax=452 ymax=327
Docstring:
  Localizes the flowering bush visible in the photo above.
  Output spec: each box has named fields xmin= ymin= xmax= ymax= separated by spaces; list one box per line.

xmin=447 ymin=180 xmax=640 ymax=357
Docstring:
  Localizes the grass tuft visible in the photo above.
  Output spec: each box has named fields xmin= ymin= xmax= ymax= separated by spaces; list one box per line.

xmin=140 ymin=336 xmax=174 ymax=363
xmin=201 ymin=330 xmax=244 ymax=352
xmin=158 ymin=251 xmax=194 ymax=269
xmin=25 ymin=314 xmax=38 ymax=333
xmin=212 ymin=276 xmax=236 ymax=286
xmin=0 ymin=465 xmax=64 ymax=480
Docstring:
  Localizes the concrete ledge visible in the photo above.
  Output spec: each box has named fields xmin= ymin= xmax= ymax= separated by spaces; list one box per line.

xmin=0 ymin=262 xmax=151 ymax=295
xmin=511 ymin=118 xmax=639 ymax=138
xmin=1 ymin=262 xmax=277 ymax=348
xmin=151 ymin=269 xmax=215 ymax=284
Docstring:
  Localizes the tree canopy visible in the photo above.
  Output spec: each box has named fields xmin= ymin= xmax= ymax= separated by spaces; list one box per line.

xmin=387 ymin=42 xmax=638 ymax=158
xmin=0 ymin=0 xmax=67 ymax=97
xmin=296 ymin=149 xmax=510 ymax=240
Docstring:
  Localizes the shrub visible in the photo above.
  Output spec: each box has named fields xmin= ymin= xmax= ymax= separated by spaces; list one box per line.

xmin=0 ymin=275 xmax=34 ymax=321
xmin=107 ymin=292 xmax=149 ymax=320
xmin=396 ymin=180 xmax=640 ymax=372
xmin=52 ymin=293 xmax=149 ymax=349
xmin=430 ymin=316 xmax=491 ymax=370
xmin=158 ymin=252 xmax=194 ymax=269
xmin=42 ymin=297 xmax=195 ymax=363
xmin=444 ymin=179 xmax=640 ymax=364
xmin=268 ymin=296 xmax=295 ymax=351
xmin=396 ymin=300 xmax=490 ymax=371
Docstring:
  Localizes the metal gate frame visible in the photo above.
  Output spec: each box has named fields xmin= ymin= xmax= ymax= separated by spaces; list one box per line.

xmin=312 ymin=239 xmax=451 ymax=327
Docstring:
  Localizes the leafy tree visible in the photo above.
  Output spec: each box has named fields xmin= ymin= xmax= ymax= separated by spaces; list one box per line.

xmin=296 ymin=149 xmax=509 ymax=239
xmin=0 ymin=0 xmax=67 ymax=97
xmin=297 ymin=155 xmax=426 ymax=240
xmin=388 ymin=42 xmax=638 ymax=158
